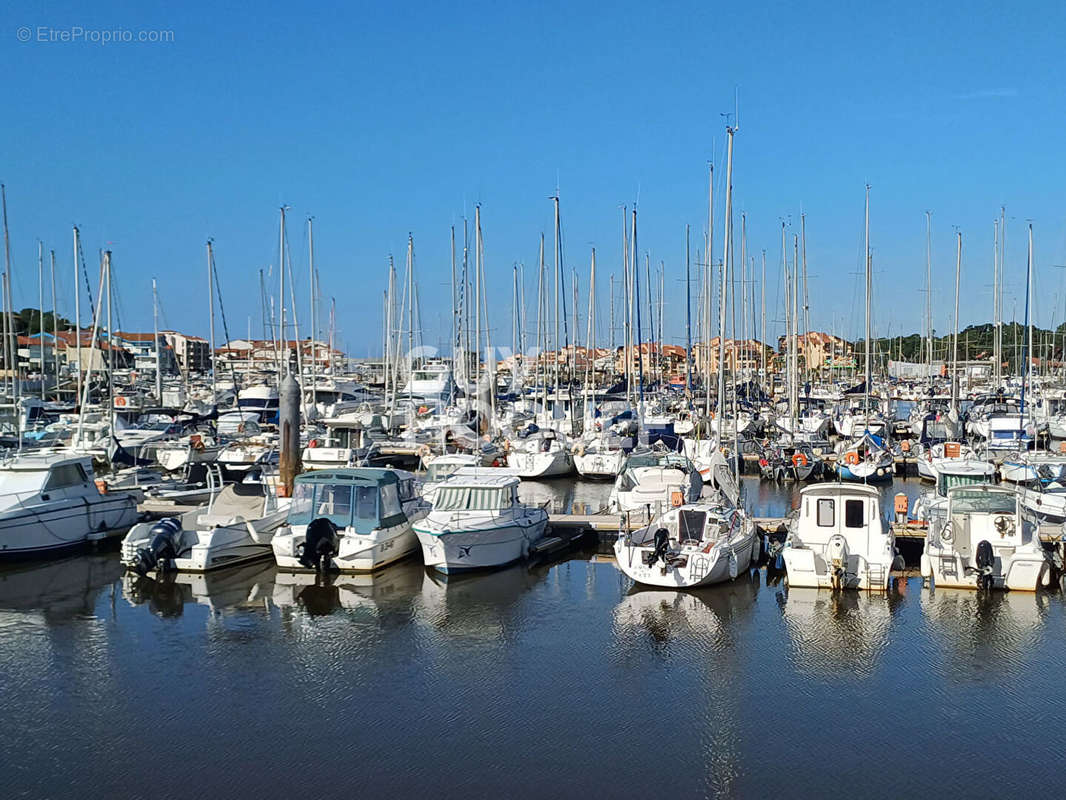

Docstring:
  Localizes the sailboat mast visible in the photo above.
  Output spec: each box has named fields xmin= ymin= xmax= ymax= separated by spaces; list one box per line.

xmin=278 ymin=207 xmax=288 ymax=378
xmin=685 ymin=224 xmax=692 ymax=393
xmin=207 ymin=240 xmax=217 ymax=403
xmin=952 ymin=231 xmax=962 ymax=412
xmin=992 ymin=218 xmax=1000 ymax=386
xmin=705 ymin=163 xmax=714 ymax=416
xmin=73 ymin=226 xmax=82 ymax=404
xmin=760 ymin=250 xmax=767 ymax=381
xmin=38 ymin=242 xmax=45 ymax=401
xmin=864 ymin=185 xmax=872 ymax=412
xmin=925 ymin=211 xmax=933 ymax=385
xmin=715 ymin=128 xmax=734 ymax=430
xmin=153 ymin=278 xmax=161 ymax=403
xmin=308 ymin=217 xmax=317 ymax=410
xmin=553 ymin=196 xmax=560 ymax=393
xmin=50 ymin=250 xmax=57 ymax=399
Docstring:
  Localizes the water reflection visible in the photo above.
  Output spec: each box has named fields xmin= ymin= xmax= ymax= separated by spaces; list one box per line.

xmin=920 ymin=587 xmax=1049 ymax=680
xmin=777 ymin=585 xmax=904 ymax=677
xmin=0 ymin=554 xmax=121 ymax=623
xmin=414 ymin=564 xmax=548 ymax=640
xmin=123 ymin=562 xmax=276 ymax=617
xmin=612 ymin=572 xmax=760 ymax=647
xmin=271 ymin=561 xmax=424 ymax=616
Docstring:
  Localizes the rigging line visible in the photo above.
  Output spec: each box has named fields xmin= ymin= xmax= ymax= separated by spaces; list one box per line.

xmin=76 ymin=236 xmax=96 ymax=319
xmin=209 ymin=246 xmax=241 ymax=391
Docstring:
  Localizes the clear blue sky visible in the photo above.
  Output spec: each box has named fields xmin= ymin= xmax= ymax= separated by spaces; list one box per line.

xmin=4 ymin=0 xmax=1066 ymax=355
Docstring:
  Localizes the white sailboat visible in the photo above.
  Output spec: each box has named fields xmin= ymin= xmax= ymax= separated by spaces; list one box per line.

xmin=613 ymin=502 xmax=758 ymax=588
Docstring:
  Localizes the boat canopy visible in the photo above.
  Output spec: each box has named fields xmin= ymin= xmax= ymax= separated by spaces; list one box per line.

xmin=289 ymin=468 xmax=408 ymax=532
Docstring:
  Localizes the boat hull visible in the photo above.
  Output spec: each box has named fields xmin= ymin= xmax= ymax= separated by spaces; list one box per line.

xmin=414 ymin=518 xmax=547 ymax=573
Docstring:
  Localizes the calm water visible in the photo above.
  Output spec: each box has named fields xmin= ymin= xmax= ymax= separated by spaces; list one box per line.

xmin=2 ymin=477 xmax=1065 ymax=799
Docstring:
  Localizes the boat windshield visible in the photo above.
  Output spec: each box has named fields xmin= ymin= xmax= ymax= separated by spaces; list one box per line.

xmin=288 ymin=482 xmax=382 ymax=530
xmin=937 ymin=472 xmax=990 ymax=496
xmin=434 ymin=486 xmax=512 ymax=511
xmin=950 ymin=490 xmax=1016 ymax=515
xmin=924 ymin=421 xmax=951 ymax=439
xmin=627 ymin=452 xmax=686 ymax=470
xmin=426 ymin=462 xmax=462 ymax=482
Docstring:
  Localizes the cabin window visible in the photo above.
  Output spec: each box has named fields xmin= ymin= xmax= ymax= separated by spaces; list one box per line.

xmin=290 ymin=483 xmax=315 ymax=522
xmin=397 ymin=478 xmax=416 ymax=502
xmin=380 ymin=482 xmax=401 ymax=518
xmin=353 ymin=486 xmax=378 ymax=521
xmin=816 ymin=499 xmax=835 ymax=527
xmin=844 ymin=499 xmax=865 ymax=528
xmin=315 ymin=482 xmax=353 ymax=526
xmin=44 ymin=463 xmax=88 ymax=490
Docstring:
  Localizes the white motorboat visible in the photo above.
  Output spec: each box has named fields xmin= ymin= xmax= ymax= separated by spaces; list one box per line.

xmin=0 ymin=452 xmax=142 ymax=558
xmin=999 ymin=451 xmax=1066 ymax=485
xmin=413 ymin=471 xmax=548 ymax=573
xmin=271 ymin=468 xmax=427 ymax=572
xmin=121 ymin=480 xmax=288 ymax=573
xmin=505 ymin=429 xmax=574 ymax=478
xmin=922 ymin=484 xmax=1049 ymax=591
xmin=609 ymin=445 xmax=704 ymax=514
xmin=915 ymin=441 xmax=984 ymax=482
xmin=613 ymin=502 xmax=759 ymax=588
xmin=782 ymin=483 xmax=902 ymax=591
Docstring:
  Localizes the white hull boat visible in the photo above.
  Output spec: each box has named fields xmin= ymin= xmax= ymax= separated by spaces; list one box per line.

xmin=272 ymin=468 xmax=426 ymax=573
xmin=413 ymin=472 xmax=547 ymax=573
xmin=0 ymin=453 xmax=142 ymax=558
xmin=614 ymin=503 xmax=758 ymax=588
xmin=783 ymin=483 xmax=902 ymax=591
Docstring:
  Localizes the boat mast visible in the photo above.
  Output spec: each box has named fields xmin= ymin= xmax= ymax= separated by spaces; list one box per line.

xmin=207 ymin=240 xmax=217 ymax=404
xmin=685 ymin=224 xmax=692 ymax=393
xmin=73 ymin=226 xmax=82 ymax=404
xmin=715 ymin=127 xmax=734 ymax=436
xmin=553 ymin=196 xmax=560 ymax=395
xmin=278 ymin=207 xmax=288 ymax=379
xmin=1 ymin=185 xmax=13 ymax=401
xmin=951 ymin=231 xmax=961 ymax=413
xmin=153 ymin=277 xmax=161 ymax=404
xmin=49 ymin=250 xmax=57 ymax=400
xmin=760 ymin=250 xmax=767 ymax=382
xmin=925 ymin=211 xmax=933 ymax=389
xmin=308 ymin=217 xmax=317 ymax=410
xmin=37 ymin=241 xmax=44 ymax=401
xmin=864 ymin=185 xmax=871 ymax=415
xmin=705 ymin=163 xmax=714 ymax=418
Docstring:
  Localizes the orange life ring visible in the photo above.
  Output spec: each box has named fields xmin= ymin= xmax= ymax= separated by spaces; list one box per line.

xmin=115 ymin=396 xmax=127 ymax=407
xmin=845 ymin=451 xmax=860 ymax=466
xmin=309 ymin=439 xmax=319 ymax=448
xmin=792 ymin=452 xmax=808 ymax=468
xmin=900 ymin=439 xmax=911 ymax=453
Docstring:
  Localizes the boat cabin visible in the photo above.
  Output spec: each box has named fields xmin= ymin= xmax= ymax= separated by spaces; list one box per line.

xmin=431 ymin=473 xmax=522 ymax=512
xmin=288 ymin=468 xmax=419 ymax=532
xmin=794 ymin=483 xmax=885 ymax=551
xmin=0 ymin=453 xmax=99 ymax=510
xmin=942 ymin=484 xmax=1029 ymax=554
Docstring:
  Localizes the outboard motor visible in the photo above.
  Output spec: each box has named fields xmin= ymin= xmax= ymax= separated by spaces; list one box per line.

xmin=299 ymin=517 xmax=338 ymax=572
xmin=134 ymin=517 xmax=183 ymax=576
xmin=975 ymin=539 xmax=995 ymax=590
xmin=642 ymin=528 xmax=671 ymax=567
xmin=826 ymin=534 xmax=850 ymax=590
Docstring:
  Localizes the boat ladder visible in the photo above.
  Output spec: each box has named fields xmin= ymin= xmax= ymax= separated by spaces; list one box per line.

xmin=689 ymin=554 xmax=710 ymax=583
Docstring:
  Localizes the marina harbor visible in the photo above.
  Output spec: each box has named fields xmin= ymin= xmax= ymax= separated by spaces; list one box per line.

xmin=8 ymin=4 xmax=1066 ymax=796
